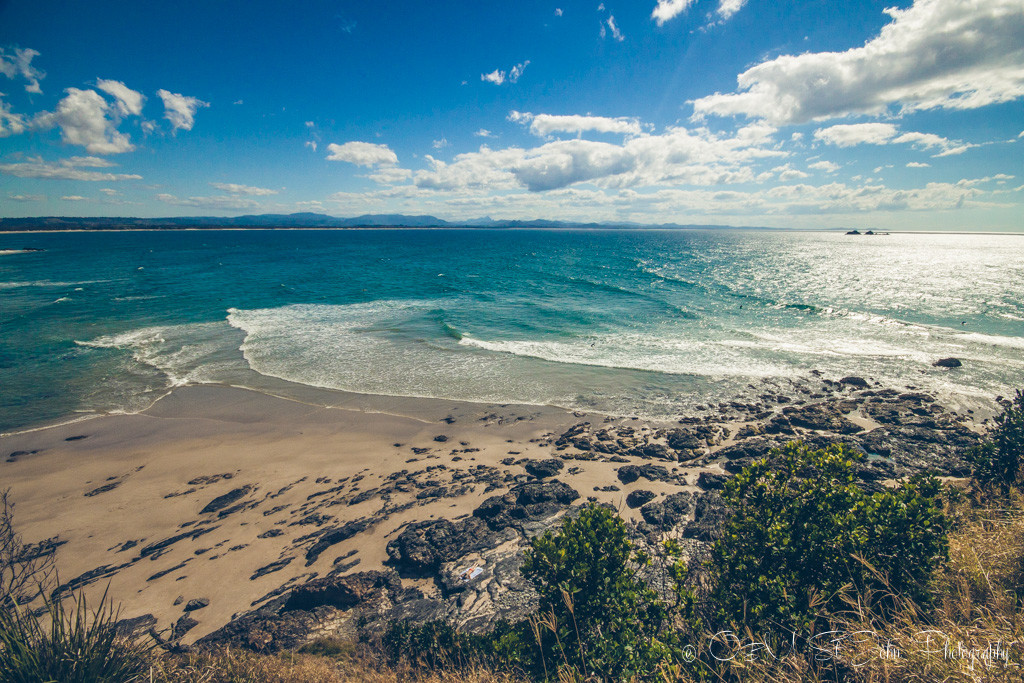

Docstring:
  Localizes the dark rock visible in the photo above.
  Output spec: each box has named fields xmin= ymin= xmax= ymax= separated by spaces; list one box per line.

xmin=933 ymin=357 xmax=962 ymax=368
xmin=639 ymin=492 xmax=693 ymax=529
xmin=433 ymin=435 xmax=449 ymax=442
xmin=683 ymin=493 xmax=728 ymax=542
xmin=667 ymin=430 xmax=704 ymax=451
xmin=258 ymin=529 xmax=284 ymax=539
xmin=251 ymin=557 xmax=293 ymax=580
xmin=839 ymin=376 xmax=870 ymax=388
xmin=184 ymin=598 xmax=210 ymax=611
xmin=305 ymin=519 xmax=371 ymax=566
xmin=473 ymin=480 xmax=580 ymax=532
xmin=617 ymin=464 xmax=671 ymax=484
xmin=137 ymin=525 xmax=219 ymax=559
xmin=524 ymin=458 xmax=564 ymax=478
xmin=696 ymin=472 xmax=730 ymax=491
xmin=114 ymin=614 xmax=157 ymax=638
xmin=283 ymin=570 xmax=401 ymax=612
xmin=625 ymin=489 xmax=656 ymax=508
xmin=200 ymin=486 xmax=252 ymax=514
xmin=387 ymin=518 xmax=489 ymax=574
xmin=172 ymin=615 xmax=199 ymax=640
xmin=784 ymin=404 xmax=864 ymax=434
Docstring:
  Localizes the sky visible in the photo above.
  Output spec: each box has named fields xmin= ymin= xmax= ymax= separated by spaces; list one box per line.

xmin=0 ymin=0 xmax=1022 ymax=230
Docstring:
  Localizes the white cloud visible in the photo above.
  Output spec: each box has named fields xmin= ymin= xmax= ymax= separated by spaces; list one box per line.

xmin=603 ymin=16 xmax=625 ymax=41
xmin=651 ymin=0 xmax=698 ymax=26
xmin=771 ymin=164 xmax=809 ymax=180
xmin=474 ymin=129 xmax=495 ymax=138
xmin=96 ymin=79 xmax=144 ymax=117
xmin=8 ymin=193 xmax=45 ymax=202
xmin=0 ymin=156 xmax=141 ymax=181
xmin=366 ymin=166 xmax=413 ymax=185
xmin=157 ymin=89 xmax=208 ymax=132
xmin=0 ymin=96 xmax=27 ymax=137
xmin=305 ymin=141 xmax=318 ymax=152
xmin=414 ymin=124 xmax=784 ymax=193
xmin=155 ymin=193 xmax=262 ymax=211
xmin=813 ymin=122 xmax=974 ymax=156
xmin=35 ymin=88 xmax=134 ymax=154
xmin=0 ymin=46 xmax=44 ymax=93
xmin=481 ymin=61 xmax=530 ymax=86
xmin=326 ymin=141 xmax=398 ymax=166
xmin=555 ymin=8 xmax=563 ymax=16
xmin=907 ymin=161 xmax=931 ymax=168
xmin=99 ymin=188 xmax=119 ymax=196
xmin=808 ymin=160 xmax=840 ymax=173
xmin=61 ymin=195 xmax=87 ymax=201
xmin=210 ymin=182 xmax=279 ymax=196
xmin=813 ymin=123 xmax=899 ymax=147
xmin=432 ymin=138 xmax=448 ymax=149
xmin=693 ymin=0 xmax=1024 ymax=124
xmin=481 ymin=69 xmax=505 ymax=85
xmin=510 ymin=111 xmax=643 ymax=137
xmin=717 ymin=0 xmax=748 ymax=20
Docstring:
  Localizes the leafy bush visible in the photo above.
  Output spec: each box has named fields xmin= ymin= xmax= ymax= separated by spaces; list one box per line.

xmin=968 ymin=390 xmax=1024 ymax=495
xmin=520 ymin=503 xmax=677 ymax=680
xmin=710 ymin=441 xmax=948 ymax=634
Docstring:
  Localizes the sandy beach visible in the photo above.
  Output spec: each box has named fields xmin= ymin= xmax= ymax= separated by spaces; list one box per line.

xmin=1 ymin=376 xmax=987 ymax=647
xmin=1 ymin=384 xmax=700 ymax=642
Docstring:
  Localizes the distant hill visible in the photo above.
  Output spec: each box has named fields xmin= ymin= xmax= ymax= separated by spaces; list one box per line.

xmin=0 ymin=213 xmax=775 ymax=231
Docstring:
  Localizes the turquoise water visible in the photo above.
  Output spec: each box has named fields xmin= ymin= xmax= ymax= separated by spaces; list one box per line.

xmin=1 ymin=229 xmax=1022 ymax=432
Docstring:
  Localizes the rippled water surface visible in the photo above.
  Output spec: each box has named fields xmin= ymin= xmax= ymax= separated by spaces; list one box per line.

xmin=1 ymin=229 xmax=1021 ymax=431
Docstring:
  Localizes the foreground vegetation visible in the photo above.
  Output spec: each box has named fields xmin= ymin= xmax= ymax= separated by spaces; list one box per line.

xmin=2 ymin=391 xmax=1023 ymax=682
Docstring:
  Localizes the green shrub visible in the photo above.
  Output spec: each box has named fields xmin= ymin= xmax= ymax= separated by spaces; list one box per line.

xmin=0 ymin=588 xmax=152 ymax=683
xmin=968 ymin=390 xmax=1024 ymax=496
xmin=519 ymin=503 xmax=679 ymax=680
xmin=710 ymin=441 xmax=948 ymax=634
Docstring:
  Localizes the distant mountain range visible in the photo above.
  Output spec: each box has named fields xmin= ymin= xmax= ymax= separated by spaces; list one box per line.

xmin=0 ymin=212 xmax=782 ymax=231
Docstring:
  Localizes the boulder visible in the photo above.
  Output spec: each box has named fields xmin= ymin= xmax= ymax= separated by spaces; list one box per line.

xmin=524 ymin=458 xmax=564 ymax=478
xmin=933 ymin=357 xmax=962 ymax=368
xmin=625 ymin=489 xmax=656 ymax=508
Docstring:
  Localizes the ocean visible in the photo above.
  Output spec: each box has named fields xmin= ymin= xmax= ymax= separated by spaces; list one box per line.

xmin=1 ymin=228 xmax=1022 ymax=433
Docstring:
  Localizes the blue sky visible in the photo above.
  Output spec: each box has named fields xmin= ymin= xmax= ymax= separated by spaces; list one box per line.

xmin=1 ymin=0 xmax=1022 ymax=230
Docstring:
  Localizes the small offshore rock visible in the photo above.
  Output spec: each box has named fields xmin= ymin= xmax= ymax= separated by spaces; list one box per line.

xmin=933 ymin=357 xmax=962 ymax=368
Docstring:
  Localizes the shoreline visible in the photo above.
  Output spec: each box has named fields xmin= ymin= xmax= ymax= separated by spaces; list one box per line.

xmin=0 ymin=379 xmax=991 ymax=647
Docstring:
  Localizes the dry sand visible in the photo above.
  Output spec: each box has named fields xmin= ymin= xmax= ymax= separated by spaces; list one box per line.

xmin=0 ymin=385 xmax=700 ymax=643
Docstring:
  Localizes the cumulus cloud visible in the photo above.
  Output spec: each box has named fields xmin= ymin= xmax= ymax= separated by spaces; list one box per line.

xmin=8 ymin=193 xmax=45 ymax=202
xmin=414 ymin=124 xmax=784 ymax=193
xmin=96 ymin=79 xmax=145 ymax=117
xmin=907 ymin=161 xmax=931 ymax=168
xmin=61 ymin=195 xmax=87 ymax=201
xmin=474 ymin=129 xmax=495 ymax=138
xmin=0 ymin=156 xmax=141 ymax=181
xmin=326 ymin=141 xmax=398 ymax=166
xmin=0 ymin=46 xmax=44 ymax=93
xmin=651 ymin=0 xmax=698 ymax=26
xmin=555 ymin=8 xmax=563 ymax=16
xmin=509 ymin=111 xmax=643 ymax=137
xmin=0 ymin=96 xmax=27 ymax=137
xmin=808 ymin=160 xmax=840 ymax=173
xmin=157 ymin=89 xmax=208 ymax=132
xmin=693 ymin=0 xmax=1024 ymax=124
xmin=813 ymin=122 xmax=974 ymax=156
xmin=366 ymin=166 xmax=413 ymax=185
xmin=35 ymin=88 xmax=134 ymax=154
xmin=481 ymin=61 xmax=530 ymax=85
xmin=210 ymin=182 xmax=278 ymax=196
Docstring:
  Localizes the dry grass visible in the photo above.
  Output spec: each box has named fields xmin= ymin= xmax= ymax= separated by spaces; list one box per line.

xmin=149 ymin=639 xmax=524 ymax=683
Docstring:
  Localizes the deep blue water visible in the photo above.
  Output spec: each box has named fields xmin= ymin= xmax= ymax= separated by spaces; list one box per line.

xmin=1 ymin=229 xmax=1022 ymax=432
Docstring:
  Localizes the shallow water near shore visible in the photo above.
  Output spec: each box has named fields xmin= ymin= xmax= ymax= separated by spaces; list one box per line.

xmin=1 ymin=228 xmax=1022 ymax=432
